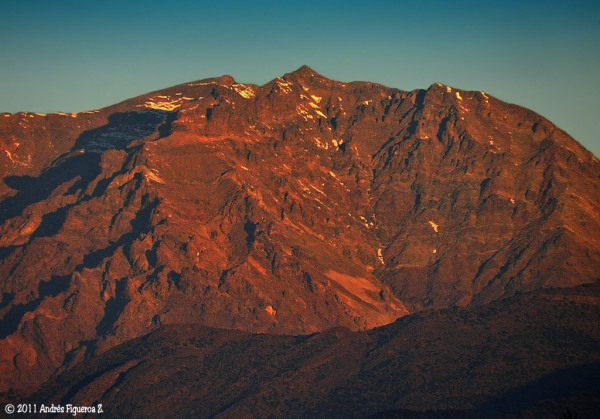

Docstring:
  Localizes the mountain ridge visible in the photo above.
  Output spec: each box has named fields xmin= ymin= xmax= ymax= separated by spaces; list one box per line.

xmin=13 ymin=283 xmax=600 ymax=419
xmin=1 ymin=66 xmax=599 ymax=396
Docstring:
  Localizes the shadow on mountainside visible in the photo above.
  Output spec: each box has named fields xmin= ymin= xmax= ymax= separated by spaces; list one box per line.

xmin=0 ymin=275 xmax=71 ymax=339
xmin=0 ymin=110 xmax=173 ymax=226
xmin=72 ymin=110 xmax=175 ymax=152
xmin=0 ymin=109 xmax=173 ymax=340
xmin=476 ymin=362 xmax=600 ymax=417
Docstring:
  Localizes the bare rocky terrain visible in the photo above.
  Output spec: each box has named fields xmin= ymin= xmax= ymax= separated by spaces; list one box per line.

xmin=1 ymin=66 xmax=599 ymax=417
xmin=13 ymin=284 xmax=600 ymax=419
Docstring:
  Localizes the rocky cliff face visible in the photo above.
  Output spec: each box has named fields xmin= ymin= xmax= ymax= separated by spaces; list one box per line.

xmin=1 ymin=66 xmax=599 ymax=393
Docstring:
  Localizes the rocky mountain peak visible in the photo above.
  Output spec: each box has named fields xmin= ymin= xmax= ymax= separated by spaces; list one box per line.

xmin=288 ymin=64 xmax=320 ymax=78
xmin=1 ymin=68 xmax=599 ymax=394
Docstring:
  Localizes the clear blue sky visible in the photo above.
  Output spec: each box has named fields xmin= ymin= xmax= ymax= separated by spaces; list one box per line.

xmin=1 ymin=0 xmax=598 ymax=157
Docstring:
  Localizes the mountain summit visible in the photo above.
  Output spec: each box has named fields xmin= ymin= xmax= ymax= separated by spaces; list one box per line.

xmin=1 ymin=67 xmax=600 ymax=395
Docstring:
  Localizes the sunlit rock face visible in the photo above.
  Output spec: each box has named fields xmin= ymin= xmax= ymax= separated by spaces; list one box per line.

xmin=1 ymin=66 xmax=599 ymax=393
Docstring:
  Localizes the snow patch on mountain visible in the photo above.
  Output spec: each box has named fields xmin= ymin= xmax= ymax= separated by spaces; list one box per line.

xmin=233 ymin=84 xmax=256 ymax=99
xmin=429 ymin=221 xmax=439 ymax=233
xmin=137 ymin=96 xmax=195 ymax=111
xmin=276 ymin=77 xmax=293 ymax=94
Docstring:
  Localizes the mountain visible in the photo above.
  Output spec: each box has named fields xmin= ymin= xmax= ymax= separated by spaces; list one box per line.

xmin=1 ymin=66 xmax=599 ymax=412
xmin=18 ymin=284 xmax=600 ymax=418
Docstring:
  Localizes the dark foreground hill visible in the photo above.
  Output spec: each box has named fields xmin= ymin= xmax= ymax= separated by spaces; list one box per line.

xmin=1 ymin=66 xmax=600 ymax=411
xmin=12 ymin=284 xmax=600 ymax=419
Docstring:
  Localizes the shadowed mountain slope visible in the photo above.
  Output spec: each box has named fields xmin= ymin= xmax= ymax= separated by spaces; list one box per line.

xmin=16 ymin=284 xmax=600 ymax=419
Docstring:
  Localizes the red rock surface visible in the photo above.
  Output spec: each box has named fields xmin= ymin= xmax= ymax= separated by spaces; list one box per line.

xmin=1 ymin=66 xmax=599 ymax=393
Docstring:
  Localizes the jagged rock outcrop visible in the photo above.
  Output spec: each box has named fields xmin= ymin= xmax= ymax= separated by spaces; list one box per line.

xmin=1 ymin=66 xmax=599 ymax=393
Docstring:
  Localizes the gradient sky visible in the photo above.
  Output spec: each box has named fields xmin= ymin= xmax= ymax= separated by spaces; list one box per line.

xmin=1 ymin=0 xmax=598 ymax=157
